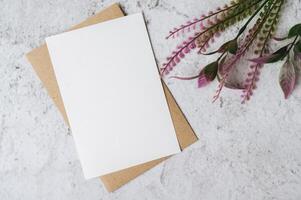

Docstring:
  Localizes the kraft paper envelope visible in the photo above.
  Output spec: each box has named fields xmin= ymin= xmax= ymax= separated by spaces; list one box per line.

xmin=26 ymin=3 xmax=198 ymax=192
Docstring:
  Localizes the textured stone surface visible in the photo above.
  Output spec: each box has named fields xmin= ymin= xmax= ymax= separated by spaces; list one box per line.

xmin=0 ymin=0 xmax=301 ymax=199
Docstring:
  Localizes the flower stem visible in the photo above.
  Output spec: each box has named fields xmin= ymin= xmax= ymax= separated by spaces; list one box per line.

xmin=288 ymin=36 xmax=299 ymax=52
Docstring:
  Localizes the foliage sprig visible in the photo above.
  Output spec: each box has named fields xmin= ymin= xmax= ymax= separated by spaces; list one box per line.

xmin=162 ymin=0 xmax=300 ymax=103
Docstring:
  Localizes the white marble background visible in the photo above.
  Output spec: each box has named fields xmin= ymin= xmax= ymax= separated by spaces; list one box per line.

xmin=0 ymin=0 xmax=301 ymax=199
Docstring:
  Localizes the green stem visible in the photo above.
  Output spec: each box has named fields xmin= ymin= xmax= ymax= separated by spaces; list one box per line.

xmin=288 ymin=36 xmax=299 ymax=52
xmin=287 ymin=35 xmax=299 ymax=59
xmin=217 ymin=51 xmax=227 ymax=62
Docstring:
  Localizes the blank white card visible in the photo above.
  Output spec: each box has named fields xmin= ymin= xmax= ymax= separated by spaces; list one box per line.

xmin=46 ymin=13 xmax=180 ymax=179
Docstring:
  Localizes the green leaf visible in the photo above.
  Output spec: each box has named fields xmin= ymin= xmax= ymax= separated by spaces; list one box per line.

xmin=293 ymin=53 xmax=301 ymax=70
xmin=266 ymin=46 xmax=288 ymax=63
xmin=294 ymin=40 xmax=301 ymax=53
xmin=203 ymin=61 xmax=219 ymax=81
xmin=293 ymin=40 xmax=301 ymax=69
xmin=294 ymin=40 xmax=301 ymax=61
xmin=228 ymin=40 xmax=238 ymax=54
xmin=203 ymin=40 xmax=238 ymax=55
xmin=197 ymin=61 xmax=219 ymax=88
xmin=249 ymin=45 xmax=289 ymax=64
xmin=288 ymin=23 xmax=301 ymax=38
xmin=279 ymin=59 xmax=296 ymax=99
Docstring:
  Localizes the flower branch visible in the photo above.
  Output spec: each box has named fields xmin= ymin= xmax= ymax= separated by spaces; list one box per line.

xmin=163 ymin=0 xmax=300 ymax=103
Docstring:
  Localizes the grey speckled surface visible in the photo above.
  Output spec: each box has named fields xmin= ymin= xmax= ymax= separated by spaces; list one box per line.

xmin=0 ymin=0 xmax=301 ymax=199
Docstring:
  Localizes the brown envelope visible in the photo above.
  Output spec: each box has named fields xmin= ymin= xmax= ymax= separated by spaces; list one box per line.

xmin=26 ymin=3 xmax=198 ymax=192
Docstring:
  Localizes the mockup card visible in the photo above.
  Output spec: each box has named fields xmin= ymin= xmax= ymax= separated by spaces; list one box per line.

xmin=46 ymin=13 xmax=181 ymax=179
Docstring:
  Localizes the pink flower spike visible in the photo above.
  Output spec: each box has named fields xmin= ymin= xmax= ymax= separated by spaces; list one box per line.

xmin=200 ymin=22 xmax=206 ymax=30
xmin=184 ymin=47 xmax=190 ymax=53
xmin=215 ymin=32 xmax=221 ymax=38
xmin=179 ymin=52 xmax=185 ymax=58
xmin=171 ymin=61 xmax=176 ymax=67
xmin=190 ymin=42 xmax=196 ymax=49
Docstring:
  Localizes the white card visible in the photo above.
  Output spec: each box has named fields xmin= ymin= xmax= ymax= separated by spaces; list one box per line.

xmin=46 ymin=13 xmax=180 ymax=179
